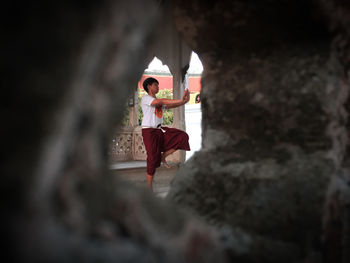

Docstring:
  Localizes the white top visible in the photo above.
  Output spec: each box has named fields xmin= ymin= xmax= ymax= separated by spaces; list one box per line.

xmin=141 ymin=94 xmax=163 ymax=128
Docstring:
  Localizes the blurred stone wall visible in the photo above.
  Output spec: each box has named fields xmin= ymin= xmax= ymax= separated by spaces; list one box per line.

xmin=2 ymin=1 xmax=226 ymax=262
xmin=169 ymin=0 xmax=350 ymax=262
xmin=2 ymin=0 xmax=350 ymax=262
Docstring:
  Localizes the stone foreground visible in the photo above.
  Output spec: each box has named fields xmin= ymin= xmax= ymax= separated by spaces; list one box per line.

xmin=2 ymin=0 xmax=350 ymax=263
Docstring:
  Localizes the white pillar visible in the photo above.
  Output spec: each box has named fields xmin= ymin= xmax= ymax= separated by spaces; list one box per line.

xmin=173 ymin=72 xmax=185 ymax=130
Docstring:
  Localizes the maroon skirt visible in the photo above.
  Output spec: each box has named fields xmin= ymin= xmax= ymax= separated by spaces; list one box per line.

xmin=142 ymin=127 xmax=190 ymax=175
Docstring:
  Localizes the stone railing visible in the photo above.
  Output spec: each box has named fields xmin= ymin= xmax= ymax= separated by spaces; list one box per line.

xmin=109 ymin=126 xmax=147 ymax=162
xmin=109 ymin=125 xmax=182 ymax=163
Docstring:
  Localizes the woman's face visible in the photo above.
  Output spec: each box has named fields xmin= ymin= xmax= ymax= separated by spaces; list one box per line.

xmin=149 ymin=82 xmax=159 ymax=95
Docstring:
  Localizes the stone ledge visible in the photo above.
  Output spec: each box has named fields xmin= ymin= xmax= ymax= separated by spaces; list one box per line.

xmin=109 ymin=161 xmax=147 ymax=170
xmin=109 ymin=161 xmax=180 ymax=171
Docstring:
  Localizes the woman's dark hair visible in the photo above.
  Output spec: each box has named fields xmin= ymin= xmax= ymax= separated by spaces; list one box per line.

xmin=142 ymin=77 xmax=159 ymax=93
xmin=195 ymin=93 xmax=201 ymax=103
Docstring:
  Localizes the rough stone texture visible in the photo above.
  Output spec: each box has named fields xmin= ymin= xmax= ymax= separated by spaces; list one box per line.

xmin=322 ymin=168 xmax=350 ymax=263
xmin=3 ymin=0 xmax=350 ymax=262
xmin=2 ymin=1 xmax=226 ymax=262
xmin=169 ymin=0 xmax=350 ymax=262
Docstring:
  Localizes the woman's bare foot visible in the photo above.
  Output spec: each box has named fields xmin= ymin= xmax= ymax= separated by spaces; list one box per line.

xmin=161 ymin=154 xmax=171 ymax=168
xmin=146 ymin=174 xmax=153 ymax=192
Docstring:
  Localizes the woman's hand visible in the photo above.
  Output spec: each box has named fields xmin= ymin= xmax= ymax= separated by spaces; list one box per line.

xmin=182 ymin=89 xmax=190 ymax=103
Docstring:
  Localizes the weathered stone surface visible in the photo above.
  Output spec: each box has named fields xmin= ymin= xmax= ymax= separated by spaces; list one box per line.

xmin=2 ymin=1 xmax=226 ymax=262
xmin=217 ymin=226 xmax=301 ymax=263
xmin=3 ymin=0 xmax=350 ymax=262
xmin=169 ymin=0 xmax=350 ymax=261
xmin=171 ymin=149 xmax=332 ymax=240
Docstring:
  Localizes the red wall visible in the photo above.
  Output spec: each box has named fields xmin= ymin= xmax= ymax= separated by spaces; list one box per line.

xmin=138 ymin=73 xmax=201 ymax=93
xmin=188 ymin=76 xmax=201 ymax=93
xmin=138 ymin=74 xmax=173 ymax=91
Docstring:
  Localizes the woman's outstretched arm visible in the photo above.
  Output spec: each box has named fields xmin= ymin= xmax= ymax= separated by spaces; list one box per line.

xmin=151 ymin=89 xmax=190 ymax=109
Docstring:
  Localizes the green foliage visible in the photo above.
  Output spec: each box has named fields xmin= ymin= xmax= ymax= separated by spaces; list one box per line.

xmin=138 ymin=89 xmax=174 ymax=126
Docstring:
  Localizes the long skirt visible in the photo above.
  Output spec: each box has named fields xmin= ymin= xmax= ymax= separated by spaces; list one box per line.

xmin=141 ymin=127 xmax=190 ymax=176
